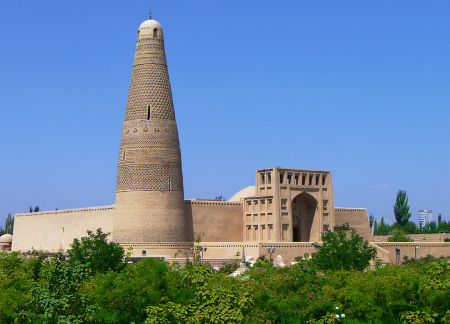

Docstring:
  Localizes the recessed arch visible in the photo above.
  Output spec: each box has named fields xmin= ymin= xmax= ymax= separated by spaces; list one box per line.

xmin=291 ymin=192 xmax=317 ymax=242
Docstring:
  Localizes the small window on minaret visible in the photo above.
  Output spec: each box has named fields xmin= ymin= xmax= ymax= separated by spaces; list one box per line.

xmin=153 ymin=28 xmax=158 ymax=38
xmin=147 ymin=105 xmax=151 ymax=120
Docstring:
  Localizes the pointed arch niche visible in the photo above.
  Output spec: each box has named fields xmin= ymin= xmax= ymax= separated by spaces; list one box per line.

xmin=291 ymin=192 xmax=317 ymax=242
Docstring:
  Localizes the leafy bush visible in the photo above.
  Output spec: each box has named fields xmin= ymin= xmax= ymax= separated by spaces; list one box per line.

xmin=388 ymin=229 xmax=413 ymax=242
xmin=324 ymin=265 xmax=420 ymax=322
xmin=218 ymin=262 xmax=239 ymax=274
xmin=400 ymin=311 xmax=438 ymax=323
xmin=30 ymin=253 xmax=96 ymax=323
xmin=312 ymin=224 xmax=376 ymax=271
xmin=145 ymin=265 xmax=253 ymax=324
xmin=0 ymin=252 xmax=33 ymax=322
xmin=245 ymin=259 xmax=333 ymax=323
xmin=84 ymin=258 xmax=169 ymax=324
xmin=67 ymin=228 xmax=124 ymax=275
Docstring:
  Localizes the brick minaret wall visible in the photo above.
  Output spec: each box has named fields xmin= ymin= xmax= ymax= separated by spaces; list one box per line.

xmin=113 ymin=19 xmax=192 ymax=243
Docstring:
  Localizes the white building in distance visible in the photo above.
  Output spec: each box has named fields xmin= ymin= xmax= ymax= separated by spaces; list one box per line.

xmin=419 ymin=210 xmax=433 ymax=227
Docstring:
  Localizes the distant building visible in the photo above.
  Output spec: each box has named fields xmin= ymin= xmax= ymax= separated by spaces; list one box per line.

xmin=419 ymin=210 xmax=432 ymax=227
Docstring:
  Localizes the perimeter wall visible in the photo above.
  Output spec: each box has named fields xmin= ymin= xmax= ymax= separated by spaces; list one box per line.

xmin=12 ymin=206 xmax=114 ymax=252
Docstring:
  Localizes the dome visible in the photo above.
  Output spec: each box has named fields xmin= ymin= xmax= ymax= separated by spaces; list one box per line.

xmin=138 ymin=19 xmax=164 ymax=39
xmin=228 ymin=186 xmax=256 ymax=202
xmin=0 ymin=234 xmax=13 ymax=243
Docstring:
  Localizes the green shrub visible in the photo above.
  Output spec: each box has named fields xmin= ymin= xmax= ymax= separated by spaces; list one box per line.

xmin=218 ymin=262 xmax=239 ymax=274
xmin=84 ymin=258 xmax=169 ymax=324
xmin=388 ymin=229 xmax=413 ymax=242
xmin=313 ymin=224 xmax=376 ymax=271
xmin=400 ymin=310 xmax=438 ymax=323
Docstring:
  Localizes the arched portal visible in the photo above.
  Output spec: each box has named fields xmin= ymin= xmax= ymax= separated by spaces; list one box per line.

xmin=291 ymin=192 xmax=317 ymax=242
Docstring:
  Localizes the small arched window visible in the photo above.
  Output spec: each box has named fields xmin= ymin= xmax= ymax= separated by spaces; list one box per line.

xmin=153 ymin=28 xmax=158 ymax=38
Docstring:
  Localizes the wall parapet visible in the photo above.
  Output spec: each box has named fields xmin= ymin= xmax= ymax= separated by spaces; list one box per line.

xmin=334 ymin=207 xmax=366 ymax=212
xmin=16 ymin=205 xmax=115 ymax=217
xmin=374 ymin=242 xmax=450 ymax=248
xmin=185 ymin=200 xmax=241 ymax=206
xmin=121 ymin=242 xmax=193 ymax=249
xmin=373 ymin=233 xmax=450 ymax=242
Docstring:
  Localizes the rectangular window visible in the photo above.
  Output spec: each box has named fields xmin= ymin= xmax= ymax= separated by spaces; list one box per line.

xmin=261 ymin=173 xmax=265 ymax=184
xmin=294 ymin=175 xmax=299 ymax=185
xmin=280 ymin=173 xmax=284 ymax=184
xmin=322 ymin=174 xmax=327 ymax=186
xmin=302 ymin=174 xmax=306 ymax=185
xmin=147 ymin=105 xmax=151 ymax=120
xmin=309 ymin=175 xmax=313 ymax=185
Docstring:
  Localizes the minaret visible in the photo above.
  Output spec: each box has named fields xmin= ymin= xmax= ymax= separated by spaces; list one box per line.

xmin=113 ymin=17 xmax=192 ymax=244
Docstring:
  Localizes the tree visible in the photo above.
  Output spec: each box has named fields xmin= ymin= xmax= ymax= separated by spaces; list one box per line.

xmin=1 ymin=213 xmax=14 ymax=235
xmin=30 ymin=253 xmax=96 ymax=323
xmin=29 ymin=206 xmax=40 ymax=213
xmin=67 ymin=228 xmax=125 ymax=274
xmin=312 ymin=224 xmax=376 ymax=271
xmin=373 ymin=217 xmax=393 ymax=235
xmin=388 ymin=229 xmax=413 ymax=242
xmin=438 ymin=214 xmax=442 ymax=225
xmin=394 ymin=190 xmax=411 ymax=228
xmin=369 ymin=213 xmax=375 ymax=233
xmin=402 ymin=221 xmax=419 ymax=234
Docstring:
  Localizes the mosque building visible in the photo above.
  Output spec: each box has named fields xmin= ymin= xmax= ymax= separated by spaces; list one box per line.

xmin=10 ymin=17 xmax=449 ymax=264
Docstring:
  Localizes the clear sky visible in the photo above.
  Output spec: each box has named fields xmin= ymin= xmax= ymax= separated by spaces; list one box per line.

xmin=1 ymin=1 xmax=449 ymax=227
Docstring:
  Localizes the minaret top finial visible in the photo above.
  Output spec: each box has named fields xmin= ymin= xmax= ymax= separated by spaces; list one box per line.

xmin=149 ymin=10 xmax=152 ymax=20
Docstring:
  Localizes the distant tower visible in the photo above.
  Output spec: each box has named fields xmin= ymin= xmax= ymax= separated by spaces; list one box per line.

xmin=113 ymin=18 xmax=192 ymax=243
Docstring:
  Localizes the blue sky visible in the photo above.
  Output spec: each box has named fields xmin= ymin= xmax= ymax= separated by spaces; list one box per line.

xmin=1 ymin=1 xmax=449 ymax=226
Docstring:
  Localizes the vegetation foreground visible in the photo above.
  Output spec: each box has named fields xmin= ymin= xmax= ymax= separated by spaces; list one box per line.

xmin=0 ymin=228 xmax=449 ymax=324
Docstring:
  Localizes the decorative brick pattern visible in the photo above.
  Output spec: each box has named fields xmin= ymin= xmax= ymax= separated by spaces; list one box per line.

xmin=117 ymin=164 xmax=183 ymax=191
xmin=121 ymin=138 xmax=179 ymax=150
xmin=124 ymin=63 xmax=175 ymax=121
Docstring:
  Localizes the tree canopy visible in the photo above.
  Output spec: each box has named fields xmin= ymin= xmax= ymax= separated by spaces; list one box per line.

xmin=312 ymin=223 xmax=376 ymax=271
xmin=393 ymin=190 xmax=411 ymax=228
xmin=0 ymin=213 xmax=14 ymax=236
xmin=67 ymin=228 xmax=125 ymax=275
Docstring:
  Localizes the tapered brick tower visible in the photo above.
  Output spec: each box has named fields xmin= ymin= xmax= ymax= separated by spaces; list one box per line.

xmin=113 ymin=18 xmax=191 ymax=243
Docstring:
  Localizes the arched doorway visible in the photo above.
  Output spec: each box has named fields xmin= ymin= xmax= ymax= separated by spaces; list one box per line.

xmin=292 ymin=192 xmax=317 ymax=242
